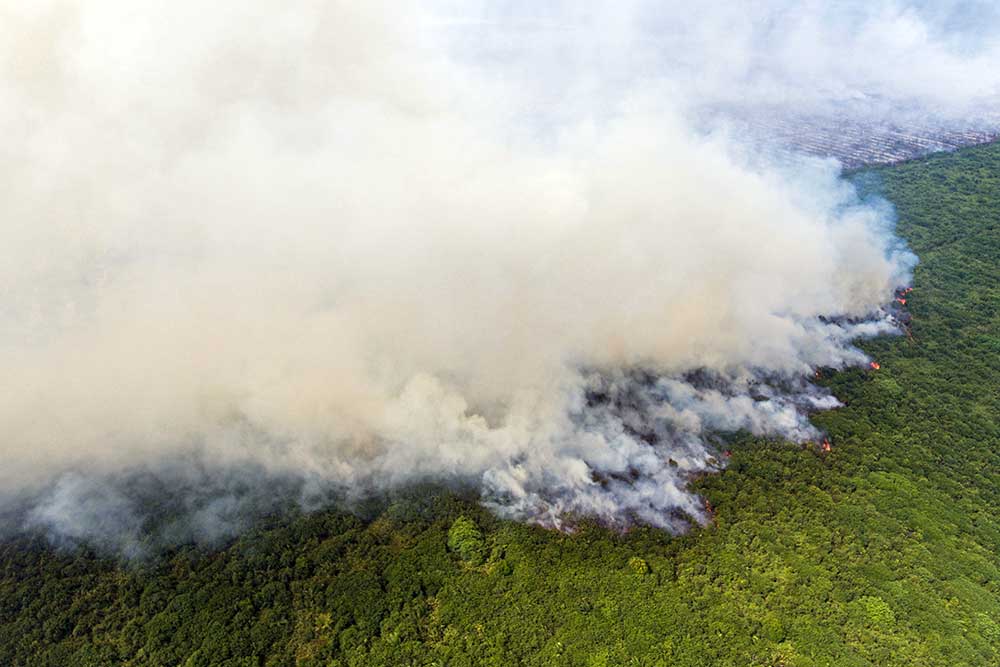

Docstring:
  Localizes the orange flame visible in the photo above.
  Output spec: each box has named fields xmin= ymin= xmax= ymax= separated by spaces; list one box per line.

xmin=896 ymin=297 xmax=907 ymax=305
xmin=869 ymin=361 xmax=880 ymax=370
xmin=821 ymin=439 xmax=832 ymax=453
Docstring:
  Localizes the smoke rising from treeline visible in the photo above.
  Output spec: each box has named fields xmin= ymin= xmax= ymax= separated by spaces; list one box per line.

xmin=5 ymin=1 xmax=994 ymax=555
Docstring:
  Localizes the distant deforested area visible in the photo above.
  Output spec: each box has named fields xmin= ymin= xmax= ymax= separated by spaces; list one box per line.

xmin=1 ymin=140 xmax=998 ymax=667
xmin=711 ymin=106 xmax=1000 ymax=168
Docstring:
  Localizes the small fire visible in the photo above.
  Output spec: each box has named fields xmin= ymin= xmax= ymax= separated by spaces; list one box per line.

xmin=869 ymin=361 xmax=880 ymax=370
xmin=723 ymin=450 xmax=732 ymax=458
xmin=821 ymin=439 xmax=832 ymax=453
xmin=896 ymin=297 xmax=907 ymax=305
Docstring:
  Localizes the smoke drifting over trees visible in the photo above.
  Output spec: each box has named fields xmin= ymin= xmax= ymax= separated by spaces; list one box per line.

xmin=3 ymin=1 xmax=995 ymax=554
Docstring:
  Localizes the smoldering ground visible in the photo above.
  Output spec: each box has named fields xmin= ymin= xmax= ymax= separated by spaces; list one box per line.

xmin=6 ymin=1 xmax=997 ymax=556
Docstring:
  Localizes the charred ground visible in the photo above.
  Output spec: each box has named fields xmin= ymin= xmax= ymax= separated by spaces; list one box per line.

xmin=1 ymin=143 xmax=999 ymax=666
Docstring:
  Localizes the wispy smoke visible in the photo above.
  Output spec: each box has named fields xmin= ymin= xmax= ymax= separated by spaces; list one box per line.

xmin=6 ymin=0 xmax=992 ymax=554
xmin=440 ymin=0 xmax=1000 ymax=120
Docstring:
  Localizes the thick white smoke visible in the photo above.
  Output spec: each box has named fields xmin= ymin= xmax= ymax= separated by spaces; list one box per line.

xmin=10 ymin=0 xmax=992 ymax=550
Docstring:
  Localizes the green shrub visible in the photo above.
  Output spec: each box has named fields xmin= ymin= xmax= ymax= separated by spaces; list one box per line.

xmin=858 ymin=595 xmax=896 ymax=629
xmin=627 ymin=557 xmax=650 ymax=575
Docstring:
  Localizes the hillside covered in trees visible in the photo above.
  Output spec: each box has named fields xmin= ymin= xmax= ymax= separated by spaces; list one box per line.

xmin=2 ymin=142 xmax=999 ymax=667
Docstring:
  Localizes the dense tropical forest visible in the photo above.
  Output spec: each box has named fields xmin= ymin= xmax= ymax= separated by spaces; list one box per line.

xmin=2 ymin=141 xmax=999 ymax=667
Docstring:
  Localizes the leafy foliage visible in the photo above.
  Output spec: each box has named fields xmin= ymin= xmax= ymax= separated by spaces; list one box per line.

xmin=2 ymin=142 xmax=1000 ymax=666
xmin=448 ymin=517 xmax=486 ymax=565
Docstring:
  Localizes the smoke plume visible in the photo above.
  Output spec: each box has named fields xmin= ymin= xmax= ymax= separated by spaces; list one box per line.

xmin=6 ymin=0 xmax=994 ymax=554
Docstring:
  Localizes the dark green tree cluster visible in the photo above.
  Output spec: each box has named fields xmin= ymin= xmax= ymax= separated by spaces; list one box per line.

xmin=2 ymin=142 xmax=1000 ymax=666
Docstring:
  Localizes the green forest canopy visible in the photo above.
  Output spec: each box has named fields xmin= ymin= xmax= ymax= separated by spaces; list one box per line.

xmin=2 ymin=142 xmax=999 ymax=666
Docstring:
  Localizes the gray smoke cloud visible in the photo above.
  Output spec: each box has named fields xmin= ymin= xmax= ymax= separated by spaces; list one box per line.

xmin=6 ymin=0 xmax=992 ymax=553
